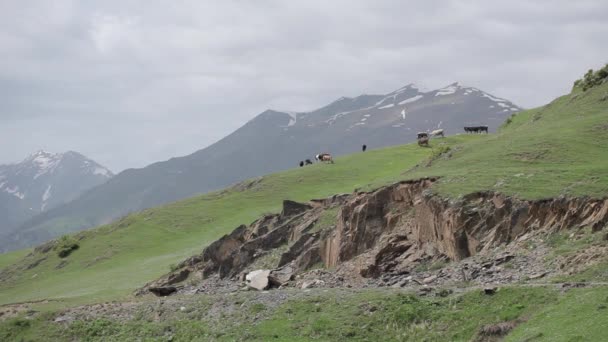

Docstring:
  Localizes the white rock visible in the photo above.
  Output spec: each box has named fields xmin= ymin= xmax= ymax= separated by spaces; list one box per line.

xmin=245 ymin=270 xmax=271 ymax=291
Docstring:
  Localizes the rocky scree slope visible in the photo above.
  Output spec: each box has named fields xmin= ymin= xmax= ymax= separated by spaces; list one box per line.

xmin=0 ymin=151 xmax=112 ymax=248
xmin=18 ymin=83 xmax=521 ymax=248
xmin=140 ymin=178 xmax=608 ymax=296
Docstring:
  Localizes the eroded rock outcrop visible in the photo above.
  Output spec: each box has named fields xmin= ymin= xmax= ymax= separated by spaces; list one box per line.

xmin=138 ymin=178 xmax=608 ymax=296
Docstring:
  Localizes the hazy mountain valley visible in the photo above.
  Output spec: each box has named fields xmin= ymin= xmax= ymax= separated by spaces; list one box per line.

xmin=1 ymin=64 xmax=608 ymax=341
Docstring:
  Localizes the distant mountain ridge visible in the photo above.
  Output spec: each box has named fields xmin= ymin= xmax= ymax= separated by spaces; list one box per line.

xmin=0 ymin=150 xmax=113 ymax=238
xmin=2 ymin=82 xmax=521 ymax=251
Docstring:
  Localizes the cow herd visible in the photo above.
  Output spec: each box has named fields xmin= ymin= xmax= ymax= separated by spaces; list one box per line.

xmin=298 ymin=154 xmax=333 ymax=167
xmin=300 ymin=125 xmax=489 ymax=166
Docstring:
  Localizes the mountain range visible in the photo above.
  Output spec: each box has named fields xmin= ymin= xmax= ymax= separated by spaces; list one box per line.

xmin=0 ymin=151 xmax=113 ymax=238
xmin=0 ymin=82 xmax=521 ymax=251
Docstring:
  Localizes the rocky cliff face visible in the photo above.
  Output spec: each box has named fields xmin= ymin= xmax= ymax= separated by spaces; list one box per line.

xmin=139 ymin=178 xmax=608 ymax=295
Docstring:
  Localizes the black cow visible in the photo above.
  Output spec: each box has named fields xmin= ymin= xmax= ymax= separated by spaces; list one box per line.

xmin=305 ymin=159 xmax=313 ymax=165
xmin=362 ymin=144 xmax=367 ymax=152
xmin=464 ymin=126 xmax=489 ymax=134
xmin=299 ymin=161 xmax=304 ymax=167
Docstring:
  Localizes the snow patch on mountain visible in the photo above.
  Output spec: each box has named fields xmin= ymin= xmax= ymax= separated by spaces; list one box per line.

xmin=28 ymin=151 xmax=61 ymax=179
xmin=435 ymin=83 xmax=460 ymax=96
xmin=378 ymin=103 xmax=395 ymax=109
xmin=388 ymin=83 xmax=421 ymax=95
xmin=481 ymin=93 xmax=508 ymax=103
xmin=285 ymin=112 xmax=298 ymax=127
xmin=398 ymin=95 xmax=424 ymax=105
xmin=41 ymin=185 xmax=53 ymax=211
xmin=4 ymin=185 xmax=25 ymax=199
xmin=94 ymin=167 xmax=112 ymax=177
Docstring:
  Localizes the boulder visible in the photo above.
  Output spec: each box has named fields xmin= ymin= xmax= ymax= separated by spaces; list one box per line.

xmin=269 ymin=266 xmax=295 ymax=286
xmin=149 ymin=286 xmax=178 ymax=297
xmin=246 ymin=270 xmax=271 ymax=291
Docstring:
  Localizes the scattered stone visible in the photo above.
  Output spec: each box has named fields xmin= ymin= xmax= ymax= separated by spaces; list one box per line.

xmin=561 ymin=282 xmax=587 ymax=291
xmin=436 ymin=289 xmax=453 ymax=297
xmin=54 ymin=315 xmax=73 ymax=323
xmin=417 ymin=287 xmax=433 ymax=296
xmin=246 ymin=270 xmax=271 ymax=291
xmin=301 ymin=279 xmax=324 ymax=289
xmin=423 ymin=275 xmax=437 ymax=284
xmin=179 ymin=306 xmax=186 ymax=311
xmin=529 ymin=272 xmax=548 ymax=280
xmin=410 ymin=278 xmax=422 ymax=285
xmin=479 ymin=321 xmax=518 ymax=337
xmin=494 ymin=254 xmax=515 ymax=265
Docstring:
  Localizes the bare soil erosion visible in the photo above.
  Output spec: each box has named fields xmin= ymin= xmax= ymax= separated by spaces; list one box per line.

xmin=139 ymin=178 xmax=608 ymax=295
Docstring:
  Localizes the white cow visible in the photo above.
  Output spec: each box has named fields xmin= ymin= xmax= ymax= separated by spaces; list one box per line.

xmin=431 ymin=129 xmax=444 ymax=137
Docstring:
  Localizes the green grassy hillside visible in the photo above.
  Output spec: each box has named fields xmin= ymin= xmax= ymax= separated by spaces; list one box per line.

xmin=1 ymin=68 xmax=608 ymax=341
xmin=0 ymin=140 xmax=460 ymax=306
xmin=1 ymin=80 xmax=607 ymax=308
xmin=406 ymin=80 xmax=608 ymax=198
xmin=2 ymin=286 xmax=607 ymax=341
xmin=0 ymin=249 xmax=30 ymax=271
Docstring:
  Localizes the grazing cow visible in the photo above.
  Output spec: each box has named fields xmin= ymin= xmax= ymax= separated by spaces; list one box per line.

xmin=431 ymin=129 xmax=444 ymax=137
xmin=305 ymin=159 xmax=313 ymax=165
xmin=417 ymin=132 xmax=429 ymax=139
xmin=362 ymin=144 xmax=367 ymax=152
xmin=315 ymin=153 xmax=334 ymax=164
xmin=464 ymin=126 xmax=489 ymax=134
xmin=418 ymin=136 xmax=430 ymax=147
xmin=299 ymin=161 xmax=304 ymax=167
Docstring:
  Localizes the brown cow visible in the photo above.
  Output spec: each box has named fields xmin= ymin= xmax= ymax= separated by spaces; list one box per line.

xmin=418 ymin=136 xmax=429 ymax=147
xmin=315 ymin=153 xmax=334 ymax=164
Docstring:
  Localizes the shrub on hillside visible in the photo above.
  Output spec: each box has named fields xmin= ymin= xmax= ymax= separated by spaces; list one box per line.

xmin=501 ymin=113 xmax=517 ymax=128
xmin=430 ymin=145 xmax=451 ymax=160
xmin=54 ymin=235 xmax=79 ymax=258
xmin=573 ymin=64 xmax=608 ymax=91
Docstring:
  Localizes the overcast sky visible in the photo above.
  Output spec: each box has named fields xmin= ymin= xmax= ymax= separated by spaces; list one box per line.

xmin=1 ymin=0 xmax=607 ymax=172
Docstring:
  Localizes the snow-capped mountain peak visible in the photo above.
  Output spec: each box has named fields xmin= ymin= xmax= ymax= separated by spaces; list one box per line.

xmin=0 ymin=150 xmax=114 ymax=235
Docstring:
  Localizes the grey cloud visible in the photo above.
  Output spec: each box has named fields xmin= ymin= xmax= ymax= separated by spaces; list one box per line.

xmin=1 ymin=0 xmax=607 ymax=171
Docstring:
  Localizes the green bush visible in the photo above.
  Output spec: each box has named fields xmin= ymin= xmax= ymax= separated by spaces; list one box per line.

xmin=430 ymin=145 xmax=451 ymax=160
xmin=54 ymin=235 xmax=79 ymax=258
xmin=573 ymin=64 xmax=608 ymax=91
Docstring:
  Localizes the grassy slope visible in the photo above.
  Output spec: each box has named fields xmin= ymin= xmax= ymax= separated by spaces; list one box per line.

xmin=0 ymin=249 xmax=30 ymax=271
xmin=406 ymin=82 xmax=608 ymax=198
xmin=3 ymin=286 xmax=607 ymax=341
xmin=0 ymin=139 xmax=466 ymax=306
xmin=1 ymin=80 xmax=608 ymax=340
